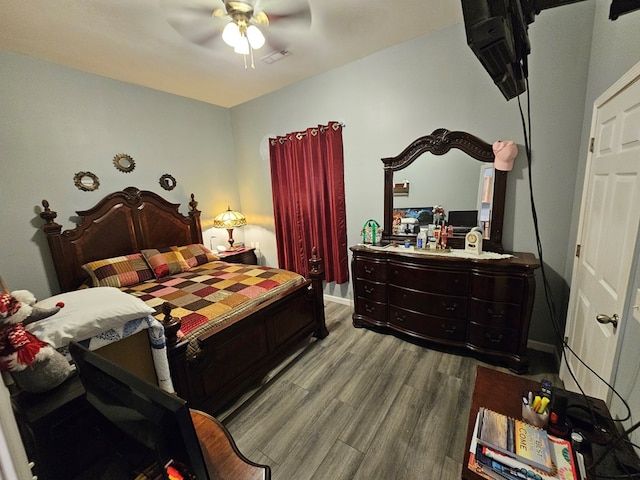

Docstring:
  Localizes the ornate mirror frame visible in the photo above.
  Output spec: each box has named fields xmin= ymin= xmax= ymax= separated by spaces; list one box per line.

xmin=382 ymin=129 xmax=506 ymax=252
xmin=73 ymin=171 xmax=100 ymax=192
xmin=159 ymin=173 xmax=177 ymax=191
xmin=113 ymin=153 xmax=135 ymax=173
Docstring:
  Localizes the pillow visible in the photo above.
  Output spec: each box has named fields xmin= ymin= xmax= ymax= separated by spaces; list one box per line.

xmin=82 ymin=253 xmax=155 ymax=288
xmin=176 ymin=244 xmax=219 ymax=268
xmin=141 ymin=247 xmax=190 ymax=279
xmin=26 ymin=287 xmax=155 ymax=348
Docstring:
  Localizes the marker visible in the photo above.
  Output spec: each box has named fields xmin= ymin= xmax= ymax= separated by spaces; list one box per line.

xmin=532 ymin=395 xmax=542 ymax=412
xmin=538 ymin=396 xmax=550 ymax=413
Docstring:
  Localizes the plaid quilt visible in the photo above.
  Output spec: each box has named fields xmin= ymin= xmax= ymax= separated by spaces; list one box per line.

xmin=122 ymin=261 xmax=306 ymax=355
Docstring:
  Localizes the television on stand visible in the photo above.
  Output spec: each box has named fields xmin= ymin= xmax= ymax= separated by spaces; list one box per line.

xmin=69 ymin=342 xmax=210 ymax=480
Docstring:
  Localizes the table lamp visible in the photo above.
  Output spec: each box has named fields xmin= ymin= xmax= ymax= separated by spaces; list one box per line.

xmin=213 ymin=206 xmax=246 ymax=249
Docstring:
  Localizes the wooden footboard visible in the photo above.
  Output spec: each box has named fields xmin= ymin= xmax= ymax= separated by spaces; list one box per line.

xmin=162 ymin=262 xmax=327 ymax=414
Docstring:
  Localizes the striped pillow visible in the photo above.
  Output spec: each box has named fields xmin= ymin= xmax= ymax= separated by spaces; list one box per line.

xmin=141 ymin=247 xmax=190 ymax=279
xmin=82 ymin=253 xmax=155 ymax=288
xmin=176 ymin=244 xmax=219 ymax=268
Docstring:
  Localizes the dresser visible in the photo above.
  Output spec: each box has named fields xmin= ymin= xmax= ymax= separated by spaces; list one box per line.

xmin=350 ymin=245 xmax=540 ymax=373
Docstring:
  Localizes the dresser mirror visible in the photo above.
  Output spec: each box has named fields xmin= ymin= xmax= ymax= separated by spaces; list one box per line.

xmin=382 ymin=129 xmax=506 ymax=252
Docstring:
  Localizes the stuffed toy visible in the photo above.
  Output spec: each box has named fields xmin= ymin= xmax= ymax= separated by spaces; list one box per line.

xmin=0 ymin=290 xmax=73 ymax=393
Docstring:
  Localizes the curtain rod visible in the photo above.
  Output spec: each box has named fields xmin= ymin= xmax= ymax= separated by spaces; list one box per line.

xmin=273 ymin=122 xmax=346 ymax=143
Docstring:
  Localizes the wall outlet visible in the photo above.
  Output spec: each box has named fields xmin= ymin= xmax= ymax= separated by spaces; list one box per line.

xmin=634 ymin=288 xmax=640 ymax=322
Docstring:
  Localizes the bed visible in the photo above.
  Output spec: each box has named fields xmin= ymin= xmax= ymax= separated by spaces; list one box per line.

xmin=38 ymin=186 xmax=328 ymax=414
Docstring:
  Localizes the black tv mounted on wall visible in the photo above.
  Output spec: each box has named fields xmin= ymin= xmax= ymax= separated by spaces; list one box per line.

xmin=461 ymin=0 xmax=587 ymax=100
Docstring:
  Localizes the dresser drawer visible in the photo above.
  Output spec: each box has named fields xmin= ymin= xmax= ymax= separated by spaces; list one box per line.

xmin=389 ymin=262 xmax=468 ymax=295
xmin=468 ymin=322 xmax=520 ymax=354
xmin=354 ymin=280 xmax=387 ymax=302
xmin=389 ymin=306 xmax=467 ymax=342
xmin=353 ymin=258 xmax=388 ymax=282
xmin=469 ymin=298 xmax=522 ymax=329
xmin=470 ymin=273 xmax=525 ymax=303
xmin=389 ymin=285 xmax=467 ymax=319
xmin=355 ymin=297 xmax=388 ymax=323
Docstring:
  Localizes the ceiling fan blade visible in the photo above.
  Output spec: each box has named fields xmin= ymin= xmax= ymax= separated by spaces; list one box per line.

xmin=263 ymin=8 xmax=311 ymax=28
xmin=253 ymin=0 xmax=311 ymax=25
xmin=161 ymin=0 xmax=227 ymax=47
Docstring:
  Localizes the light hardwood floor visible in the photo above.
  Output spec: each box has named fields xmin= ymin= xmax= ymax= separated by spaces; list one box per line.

xmin=223 ymin=301 xmax=562 ymax=480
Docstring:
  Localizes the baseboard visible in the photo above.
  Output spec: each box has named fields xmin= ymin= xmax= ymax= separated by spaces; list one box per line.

xmin=323 ymin=294 xmax=352 ymax=306
xmin=323 ymin=297 xmax=562 ymax=363
xmin=526 ymin=339 xmax=555 ymax=354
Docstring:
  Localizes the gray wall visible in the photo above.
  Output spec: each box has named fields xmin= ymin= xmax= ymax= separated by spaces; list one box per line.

xmin=577 ymin=1 xmax=640 ymax=445
xmin=229 ymin=2 xmax=595 ymax=348
xmin=0 ymin=52 xmax=238 ymax=299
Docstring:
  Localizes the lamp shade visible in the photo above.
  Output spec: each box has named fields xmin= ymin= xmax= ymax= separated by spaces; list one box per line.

xmin=246 ymin=25 xmax=265 ymax=49
xmin=234 ymin=36 xmax=250 ymax=55
xmin=213 ymin=207 xmax=247 ymax=229
xmin=222 ymin=22 xmax=241 ymax=47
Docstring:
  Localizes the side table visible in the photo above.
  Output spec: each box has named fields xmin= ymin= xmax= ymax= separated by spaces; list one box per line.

xmin=462 ymin=366 xmax=631 ymax=480
xmin=217 ymin=247 xmax=258 ymax=265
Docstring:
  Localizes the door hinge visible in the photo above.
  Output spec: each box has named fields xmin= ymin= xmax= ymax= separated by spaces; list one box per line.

xmin=589 ymin=137 xmax=595 ymax=153
xmin=576 ymin=244 xmax=581 ymax=257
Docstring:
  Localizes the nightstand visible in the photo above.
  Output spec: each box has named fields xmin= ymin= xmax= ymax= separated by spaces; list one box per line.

xmin=217 ymin=247 xmax=258 ymax=265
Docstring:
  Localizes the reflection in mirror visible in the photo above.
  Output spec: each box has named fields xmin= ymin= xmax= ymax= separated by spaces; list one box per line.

xmin=393 ymin=152 xmax=487 ymax=230
xmin=382 ymin=129 xmax=506 ymax=252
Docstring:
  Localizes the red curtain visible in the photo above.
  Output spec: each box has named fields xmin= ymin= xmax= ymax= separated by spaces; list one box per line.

xmin=269 ymin=122 xmax=349 ymax=284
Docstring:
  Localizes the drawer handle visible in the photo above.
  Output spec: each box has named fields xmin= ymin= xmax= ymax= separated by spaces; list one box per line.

xmin=441 ymin=324 xmax=456 ymax=334
xmin=485 ymin=333 xmax=504 ymax=344
xmin=443 ymin=302 xmax=458 ymax=312
xmin=364 ymin=266 xmax=374 ymax=274
xmin=395 ymin=312 xmax=406 ymax=322
xmin=487 ymin=309 xmax=504 ymax=319
xmin=365 ymin=303 xmax=375 ymax=314
xmin=364 ymin=285 xmax=374 ymax=294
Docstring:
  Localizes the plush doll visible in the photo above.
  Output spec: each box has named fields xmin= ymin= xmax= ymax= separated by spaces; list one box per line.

xmin=0 ymin=290 xmax=73 ymax=393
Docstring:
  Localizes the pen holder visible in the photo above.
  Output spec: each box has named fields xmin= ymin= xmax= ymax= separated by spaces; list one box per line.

xmin=522 ymin=404 xmax=549 ymax=428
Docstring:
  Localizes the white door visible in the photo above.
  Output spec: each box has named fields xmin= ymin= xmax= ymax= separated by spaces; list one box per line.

xmin=561 ymin=63 xmax=640 ymax=401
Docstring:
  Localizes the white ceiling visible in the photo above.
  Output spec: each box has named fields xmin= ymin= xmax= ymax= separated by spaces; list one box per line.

xmin=0 ymin=0 xmax=463 ymax=108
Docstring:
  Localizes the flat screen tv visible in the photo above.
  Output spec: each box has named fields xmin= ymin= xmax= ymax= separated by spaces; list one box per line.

xmin=68 ymin=342 xmax=209 ymax=480
xmin=461 ymin=0 xmax=587 ymax=100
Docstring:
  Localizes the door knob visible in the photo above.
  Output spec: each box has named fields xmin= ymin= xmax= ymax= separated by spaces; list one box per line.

xmin=596 ymin=313 xmax=619 ymax=328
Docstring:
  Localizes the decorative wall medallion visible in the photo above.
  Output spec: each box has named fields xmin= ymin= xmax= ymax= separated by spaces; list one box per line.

xmin=159 ymin=173 xmax=177 ymax=191
xmin=73 ymin=171 xmax=100 ymax=192
xmin=113 ymin=153 xmax=135 ymax=173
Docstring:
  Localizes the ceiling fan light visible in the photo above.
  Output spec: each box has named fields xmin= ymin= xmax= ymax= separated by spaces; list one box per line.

xmin=246 ymin=25 xmax=265 ymax=50
xmin=234 ymin=36 xmax=250 ymax=55
xmin=222 ymin=22 xmax=241 ymax=47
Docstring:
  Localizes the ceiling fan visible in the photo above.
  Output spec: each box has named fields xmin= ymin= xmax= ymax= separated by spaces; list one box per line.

xmin=162 ymin=0 xmax=312 ymax=69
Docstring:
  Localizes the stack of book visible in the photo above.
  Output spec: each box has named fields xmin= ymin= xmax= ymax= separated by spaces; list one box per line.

xmin=468 ymin=407 xmax=579 ymax=480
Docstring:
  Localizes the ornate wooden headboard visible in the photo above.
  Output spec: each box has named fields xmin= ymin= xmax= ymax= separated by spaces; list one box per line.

xmin=40 ymin=187 xmax=203 ymax=292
